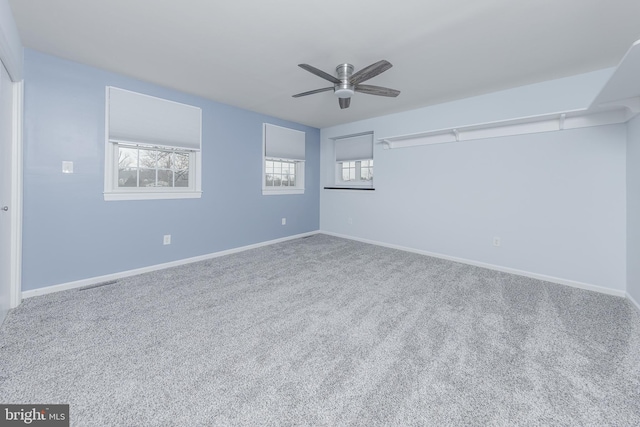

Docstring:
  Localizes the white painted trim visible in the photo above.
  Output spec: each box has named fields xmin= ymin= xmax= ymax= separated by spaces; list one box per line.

xmin=103 ymin=86 xmax=111 ymax=194
xmin=378 ymin=107 xmax=633 ymax=149
xmin=21 ymin=230 xmax=321 ymax=299
xmin=320 ymin=231 xmax=626 ymax=298
xmin=21 ymin=229 xmax=630 ymax=302
xmin=628 ymin=292 xmax=640 ymax=313
xmin=104 ymin=190 xmax=202 ymax=201
xmin=9 ymin=80 xmax=22 ymax=308
xmin=262 ymin=188 xmax=304 ymax=196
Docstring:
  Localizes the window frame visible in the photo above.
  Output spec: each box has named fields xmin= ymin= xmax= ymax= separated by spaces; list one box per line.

xmin=262 ymin=123 xmax=305 ymax=196
xmin=335 ymin=159 xmax=374 ymax=186
xmin=104 ymin=87 xmax=202 ymax=201
xmin=104 ymin=142 xmax=201 ymax=201
xmin=263 ymin=157 xmax=305 ymax=195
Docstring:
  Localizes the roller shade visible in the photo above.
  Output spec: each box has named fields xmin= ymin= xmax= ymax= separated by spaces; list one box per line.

xmin=335 ymin=134 xmax=373 ymax=161
xmin=264 ymin=123 xmax=305 ymax=160
xmin=108 ymin=87 xmax=202 ymax=151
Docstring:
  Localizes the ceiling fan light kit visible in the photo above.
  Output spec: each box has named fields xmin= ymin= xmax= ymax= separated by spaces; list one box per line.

xmin=293 ymin=60 xmax=400 ymax=109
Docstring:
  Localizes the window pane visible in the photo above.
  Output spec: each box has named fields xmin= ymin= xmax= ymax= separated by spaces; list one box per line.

xmin=174 ymin=153 xmax=189 ymax=170
xmin=139 ymin=168 xmax=156 ymax=187
xmin=264 ymin=159 xmax=298 ymax=189
xmin=341 ymin=161 xmax=356 ymax=181
xmin=118 ymin=147 xmax=138 ymax=187
xmin=157 ymin=151 xmax=172 ymax=169
xmin=118 ymin=147 xmax=138 ymax=169
xmin=360 ymin=159 xmax=373 ymax=180
xmin=139 ymin=149 xmax=157 ymax=169
xmin=118 ymin=168 xmax=138 ymax=187
xmin=113 ymin=144 xmax=193 ymax=192
xmin=157 ymin=170 xmax=174 ymax=187
xmin=175 ymin=169 xmax=189 ymax=187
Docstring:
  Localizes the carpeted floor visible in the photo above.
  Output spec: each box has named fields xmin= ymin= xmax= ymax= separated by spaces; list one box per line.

xmin=1 ymin=234 xmax=639 ymax=426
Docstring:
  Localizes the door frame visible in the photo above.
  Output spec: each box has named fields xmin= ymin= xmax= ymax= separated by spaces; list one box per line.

xmin=7 ymin=79 xmax=23 ymax=308
xmin=1 ymin=3 xmax=24 ymax=310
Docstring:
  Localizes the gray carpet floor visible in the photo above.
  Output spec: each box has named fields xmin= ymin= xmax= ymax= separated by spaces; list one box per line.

xmin=1 ymin=234 xmax=639 ymax=426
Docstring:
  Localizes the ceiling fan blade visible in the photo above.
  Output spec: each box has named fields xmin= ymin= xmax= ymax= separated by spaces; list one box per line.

xmin=339 ymin=97 xmax=351 ymax=109
xmin=292 ymin=87 xmax=334 ymax=98
xmin=298 ymin=64 xmax=341 ymax=84
xmin=354 ymin=84 xmax=400 ymax=97
xmin=350 ymin=60 xmax=393 ymax=85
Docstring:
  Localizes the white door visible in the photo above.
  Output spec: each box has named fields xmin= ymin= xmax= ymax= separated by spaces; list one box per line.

xmin=0 ymin=62 xmax=13 ymax=325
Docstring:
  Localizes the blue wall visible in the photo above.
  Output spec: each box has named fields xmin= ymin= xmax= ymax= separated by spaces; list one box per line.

xmin=628 ymin=115 xmax=640 ymax=305
xmin=22 ymin=49 xmax=320 ymax=291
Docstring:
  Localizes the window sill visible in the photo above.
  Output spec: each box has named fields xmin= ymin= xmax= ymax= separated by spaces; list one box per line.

xmin=323 ymin=186 xmax=375 ymax=191
xmin=104 ymin=191 xmax=202 ymax=201
xmin=262 ymin=188 xmax=304 ymax=196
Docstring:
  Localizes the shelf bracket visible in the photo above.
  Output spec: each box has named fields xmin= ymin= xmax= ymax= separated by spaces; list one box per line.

xmin=452 ymin=129 xmax=460 ymax=141
xmin=559 ymin=113 xmax=566 ymax=130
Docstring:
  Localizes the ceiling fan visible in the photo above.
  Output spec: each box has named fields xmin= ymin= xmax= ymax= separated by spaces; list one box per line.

xmin=292 ymin=60 xmax=400 ymax=109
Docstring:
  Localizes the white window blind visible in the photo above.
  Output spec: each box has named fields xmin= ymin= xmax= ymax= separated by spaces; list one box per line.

xmin=335 ymin=134 xmax=373 ymax=161
xmin=264 ymin=123 xmax=305 ymax=160
xmin=107 ymin=87 xmax=202 ymax=151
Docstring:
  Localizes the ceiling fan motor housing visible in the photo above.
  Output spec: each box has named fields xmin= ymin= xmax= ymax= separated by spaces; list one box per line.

xmin=334 ymin=63 xmax=355 ymax=98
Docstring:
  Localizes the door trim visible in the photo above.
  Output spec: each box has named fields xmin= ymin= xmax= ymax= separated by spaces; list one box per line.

xmin=9 ymin=79 xmax=22 ymax=308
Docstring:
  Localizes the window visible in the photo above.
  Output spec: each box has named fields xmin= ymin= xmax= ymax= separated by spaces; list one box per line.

xmin=104 ymin=87 xmax=202 ymax=201
xmin=265 ymin=159 xmax=297 ymax=188
xmin=360 ymin=159 xmax=373 ymax=180
xmin=341 ymin=161 xmax=356 ymax=181
xmin=117 ymin=145 xmax=191 ymax=188
xmin=340 ymin=159 xmax=373 ymax=182
xmin=334 ymin=133 xmax=374 ymax=187
xmin=263 ymin=123 xmax=305 ymax=195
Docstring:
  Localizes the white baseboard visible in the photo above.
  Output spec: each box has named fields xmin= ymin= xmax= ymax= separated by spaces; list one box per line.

xmin=21 ymin=229 xmax=631 ymax=302
xmin=21 ymin=231 xmax=320 ymax=299
xmin=321 ymin=231 xmax=627 ymax=298
xmin=628 ymin=292 xmax=640 ymax=312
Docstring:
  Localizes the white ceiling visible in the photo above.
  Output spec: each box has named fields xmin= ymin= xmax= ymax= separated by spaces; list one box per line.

xmin=8 ymin=0 xmax=640 ymax=128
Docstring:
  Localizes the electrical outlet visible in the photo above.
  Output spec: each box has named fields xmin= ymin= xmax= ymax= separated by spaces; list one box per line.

xmin=62 ymin=161 xmax=73 ymax=174
xmin=348 ymin=217 xmax=353 ymax=224
xmin=281 ymin=218 xmax=286 ymax=226
xmin=493 ymin=237 xmax=501 ymax=247
xmin=163 ymin=235 xmax=171 ymax=245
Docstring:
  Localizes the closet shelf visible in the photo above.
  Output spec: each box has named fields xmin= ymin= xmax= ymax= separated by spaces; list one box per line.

xmin=379 ymin=39 xmax=640 ymax=150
